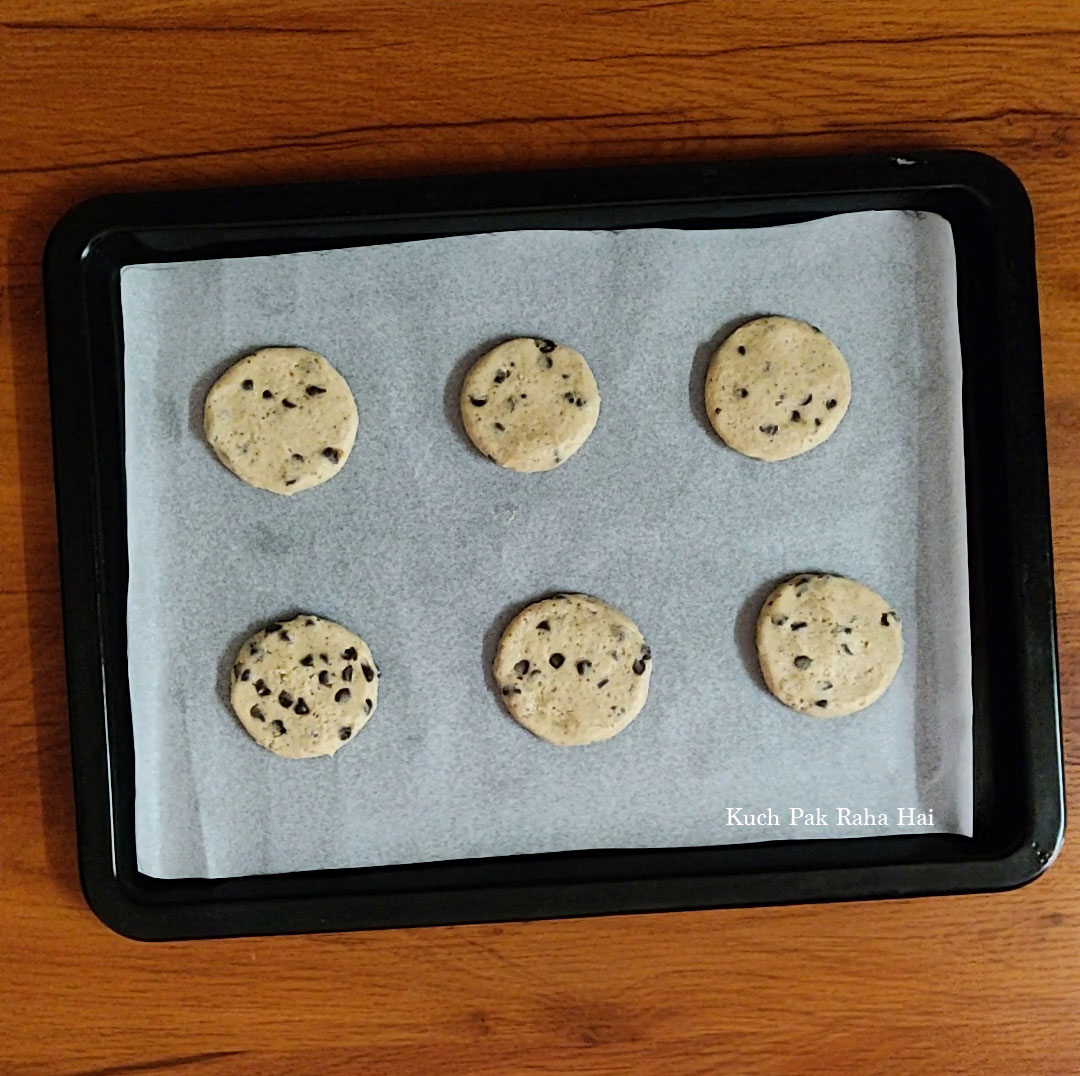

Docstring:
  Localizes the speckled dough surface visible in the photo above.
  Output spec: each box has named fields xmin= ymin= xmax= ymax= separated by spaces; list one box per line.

xmin=494 ymin=594 xmax=652 ymax=745
xmin=230 ymin=615 xmax=379 ymax=758
xmin=204 ymin=347 xmax=358 ymax=494
xmin=460 ymin=338 xmax=600 ymax=472
xmin=756 ymin=574 xmax=903 ymax=717
xmin=705 ymin=316 xmax=851 ymax=461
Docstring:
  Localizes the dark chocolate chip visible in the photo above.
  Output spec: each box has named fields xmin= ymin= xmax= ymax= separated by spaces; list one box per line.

xmin=292 ymin=453 xmax=304 ymax=461
xmin=270 ymin=720 xmax=286 ymax=735
xmin=282 ymin=398 xmax=296 ymax=408
xmin=596 ymin=678 xmax=609 ymax=689
xmin=759 ymin=424 xmax=779 ymax=436
xmin=791 ymin=410 xmax=801 ymax=422
xmin=820 ymin=681 xmax=833 ymax=690
xmin=361 ymin=663 xmax=374 ymax=682
xmin=815 ymin=418 xmax=822 ymax=427
xmin=266 ymin=623 xmax=282 ymax=634
xmin=737 ymin=345 xmax=746 ymax=355
xmin=543 ymin=356 xmax=553 ymax=369
xmin=320 ymin=653 xmax=329 ymax=663
xmin=826 ymin=398 xmax=837 ymax=409
xmin=521 ymin=393 xmax=527 ymax=399
xmin=233 ymin=663 xmax=243 ymax=679
xmin=254 ymin=678 xmax=271 ymax=697
xmin=306 ymin=618 xmax=315 ymax=625
xmin=791 ymin=622 xmax=807 ymax=631
xmin=364 ymin=698 xmax=373 ymax=713
xmin=319 ymin=670 xmax=331 ymax=686
xmin=300 ymin=654 xmax=314 ymax=666
xmin=241 ymin=379 xmax=254 ymax=390
xmin=801 ymin=394 xmax=813 ymax=406
xmin=738 ymin=388 xmax=749 ymax=398
xmin=714 ymin=408 xmax=721 ymax=415
xmin=493 ymin=370 xmax=508 ymax=384
xmin=537 ymin=339 xmax=556 ymax=353
xmin=795 ymin=577 xmax=810 ymax=586
xmin=278 ymin=690 xmax=294 ymax=708
xmin=338 ymin=726 xmax=352 ymax=741
xmin=250 ymin=705 xmax=265 ymax=721
xmin=469 ymin=396 xmax=487 ymax=407
xmin=549 ymin=653 xmax=565 ymax=669
xmin=632 ymin=658 xmax=647 ymax=675
xmin=881 ymin=612 xmax=893 ymax=626
xmin=249 ymin=643 xmax=260 ymax=655
xmin=841 ymin=643 xmax=853 ymax=656
xmin=305 ymin=385 xmax=326 ymax=396
xmin=536 ymin=620 xmax=550 ymax=631
xmin=294 ymin=698 xmax=309 ymax=715
xmin=240 ymin=668 xmax=251 ymax=682
xmin=564 ymin=392 xmax=575 ymax=402
xmin=514 ymin=659 xmax=530 ymax=676
xmin=576 ymin=398 xmax=586 ymax=407
xmin=772 ymin=615 xmax=787 ymax=626
xmin=342 ymin=647 xmax=358 ymax=661
xmin=494 ymin=422 xmax=505 ymax=431
xmin=262 ymin=389 xmax=273 ymax=399
xmin=576 ymin=660 xmax=591 ymax=675
xmin=843 ymin=627 xmax=853 ymax=634
xmin=322 ymin=447 xmax=341 ymax=463
xmin=285 ymin=479 xmax=296 ymax=486
xmin=641 ymin=646 xmax=652 ymax=662
xmin=501 ymin=686 xmax=511 ymax=696
xmin=279 ymin=630 xmax=290 ymax=642
xmin=814 ymin=700 xmax=828 ymax=708
xmin=335 ymin=688 xmax=351 ymax=703
xmin=342 ymin=664 xmax=353 ymax=682
xmin=793 ymin=655 xmax=812 ymax=669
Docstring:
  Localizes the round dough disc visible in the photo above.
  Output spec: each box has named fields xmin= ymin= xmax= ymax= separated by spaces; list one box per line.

xmin=204 ymin=347 xmax=358 ymax=494
xmin=756 ymin=574 xmax=903 ymax=717
xmin=230 ymin=614 xmax=379 ymax=758
xmin=494 ymin=593 xmax=652 ymax=745
xmin=705 ymin=316 xmax=851 ymax=461
xmin=460 ymin=338 xmax=600 ymax=472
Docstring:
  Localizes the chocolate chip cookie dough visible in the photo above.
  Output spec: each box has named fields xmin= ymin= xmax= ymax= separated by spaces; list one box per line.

xmin=460 ymin=338 xmax=600 ymax=472
xmin=756 ymin=574 xmax=903 ymax=717
xmin=204 ymin=347 xmax=358 ymax=494
xmin=230 ymin=615 xmax=379 ymax=758
xmin=705 ymin=316 xmax=851 ymax=461
xmin=494 ymin=593 xmax=652 ymax=745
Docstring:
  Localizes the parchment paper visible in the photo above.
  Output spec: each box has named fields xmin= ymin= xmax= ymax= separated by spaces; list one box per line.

xmin=121 ymin=212 xmax=972 ymax=879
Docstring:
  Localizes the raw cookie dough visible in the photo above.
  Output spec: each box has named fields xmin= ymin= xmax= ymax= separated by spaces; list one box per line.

xmin=204 ymin=347 xmax=358 ymax=494
xmin=705 ymin=316 xmax=851 ymax=462
xmin=494 ymin=593 xmax=652 ymax=745
xmin=460 ymin=338 xmax=600 ymax=472
xmin=230 ymin=614 xmax=379 ymax=758
xmin=756 ymin=574 xmax=902 ymax=717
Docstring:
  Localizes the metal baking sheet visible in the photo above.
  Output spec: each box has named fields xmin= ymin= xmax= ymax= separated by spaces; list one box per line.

xmin=120 ymin=211 xmax=972 ymax=880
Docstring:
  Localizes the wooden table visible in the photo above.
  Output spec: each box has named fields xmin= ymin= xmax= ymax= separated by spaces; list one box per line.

xmin=3 ymin=2 xmax=1078 ymax=1072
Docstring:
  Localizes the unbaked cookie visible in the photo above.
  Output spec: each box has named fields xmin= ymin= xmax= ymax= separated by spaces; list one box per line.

xmin=705 ymin=316 xmax=850 ymax=461
xmin=460 ymin=338 xmax=600 ymax=472
xmin=230 ymin=614 xmax=379 ymax=758
xmin=755 ymin=574 xmax=902 ymax=717
xmin=494 ymin=593 xmax=652 ymax=745
xmin=204 ymin=347 xmax=358 ymax=494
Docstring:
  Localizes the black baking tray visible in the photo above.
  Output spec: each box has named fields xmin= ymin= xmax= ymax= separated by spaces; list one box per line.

xmin=44 ymin=150 xmax=1063 ymax=941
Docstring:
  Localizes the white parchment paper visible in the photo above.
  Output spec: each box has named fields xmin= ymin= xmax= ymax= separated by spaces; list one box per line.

xmin=121 ymin=212 xmax=972 ymax=879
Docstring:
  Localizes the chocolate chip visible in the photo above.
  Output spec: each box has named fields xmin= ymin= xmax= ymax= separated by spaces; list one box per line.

xmin=790 ymin=622 xmax=807 ymax=631
xmin=249 ymin=643 xmax=260 ymax=655
xmin=759 ymin=424 xmax=778 ymax=436
xmin=293 ymin=453 xmax=304 ymax=461
xmin=549 ymin=653 xmax=565 ymax=669
xmin=254 ymin=679 xmax=271 ymax=697
xmin=494 ymin=422 xmax=505 ymax=431
xmin=521 ymin=393 xmax=527 ymax=399
xmin=319 ymin=670 xmax=331 ymax=686
xmin=536 ymin=620 xmax=550 ymax=631
xmin=342 ymin=664 xmax=353 ymax=682
xmin=514 ymin=660 xmax=530 ymax=676
xmin=266 ymin=623 xmax=282 ymax=634
xmin=364 ymin=698 xmax=373 ymax=713
xmin=320 ymin=653 xmax=329 ymax=663
xmin=361 ymin=663 xmax=374 ymax=682
xmin=881 ymin=612 xmax=893 ymax=626
xmin=338 ymin=726 xmax=352 ymax=741
xmin=795 ymin=577 xmax=810 ymax=586
xmin=322 ymin=447 xmax=340 ymax=463
xmin=282 ymin=398 xmax=296 ymax=408
xmin=772 ymin=615 xmax=787 ymax=626
xmin=841 ymin=643 xmax=853 ymax=656
xmin=233 ymin=663 xmax=243 ymax=679
xmin=306 ymin=618 xmax=315 ymax=626
xmin=278 ymin=690 xmax=293 ymax=708
xmin=737 ymin=345 xmax=746 ymax=355
xmin=335 ymin=688 xmax=351 ymax=703
xmin=814 ymin=700 xmax=828 ymax=708
xmin=501 ymin=686 xmax=511 ymax=696
xmin=240 ymin=668 xmax=251 ymax=681
xmin=537 ymin=339 xmax=556 ymax=353
xmin=632 ymin=658 xmax=646 ymax=675
xmin=262 ymin=389 xmax=273 ymax=399
xmin=801 ymin=394 xmax=813 ymax=406
xmin=815 ymin=418 xmax=822 ymax=427
xmin=576 ymin=660 xmax=591 ymax=675
xmin=470 ymin=396 xmax=487 ymax=407
xmin=270 ymin=720 xmax=286 ymax=735
xmin=305 ymin=385 xmax=326 ymax=396
xmin=279 ymin=630 xmax=290 ymax=642
xmin=843 ymin=627 xmax=853 ymax=634
xmin=564 ymin=392 xmax=575 ymax=402
xmin=596 ymin=678 xmax=609 ymax=689
xmin=820 ymin=681 xmax=833 ymax=690
xmin=826 ymin=398 xmax=837 ymax=409
xmin=300 ymin=655 xmax=314 ymax=666
xmin=285 ymin=479 xmax=296 ymax=486
xmin=793 ymin=655 xmax=812 ymax=669
xmin=250 ymin=705 xmax=265 ymax=721
xmin=714 ymin=408 xmax=721 ymax=415
xmin=543 ymin=356 xmax=553 ymax=369
xmin=294 ymin=698 xmax=309 ymax=715
xmin=241 ymin=379 xmax=254 ymax=390
xmin=493 ymin=370 xmax=508 ymax=384
xmin=342 ymin=647 xmax=357 ymax=661
xmin=791 ymin=410 xmax=801 ymax=422
xmin=738 ymin=388 xmax=749 ymax=398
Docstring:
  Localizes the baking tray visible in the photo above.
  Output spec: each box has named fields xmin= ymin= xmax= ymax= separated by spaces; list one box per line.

xmin=44 ymin=151 xmax=1063 ymax=940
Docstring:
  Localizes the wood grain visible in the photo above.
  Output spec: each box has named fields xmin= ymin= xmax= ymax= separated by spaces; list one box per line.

xmin=2 ymin=2 xmax=1079 ymax=1073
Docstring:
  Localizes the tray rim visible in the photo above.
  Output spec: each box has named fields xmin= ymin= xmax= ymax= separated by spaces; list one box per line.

xmin=43 ymin=149 xmax=1064 ymax=940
